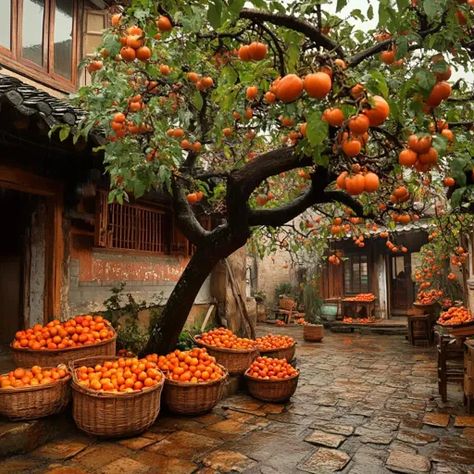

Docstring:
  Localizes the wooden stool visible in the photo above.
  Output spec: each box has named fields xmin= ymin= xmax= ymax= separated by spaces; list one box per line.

xmin=408 ymin=314 xmax=433 ymax=346
xmin=436 ymin=332 xmax=464 ymax=402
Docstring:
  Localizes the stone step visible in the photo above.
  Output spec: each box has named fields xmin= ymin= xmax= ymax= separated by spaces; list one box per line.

xmin=0 ymin=412 xmax=73 ymax=458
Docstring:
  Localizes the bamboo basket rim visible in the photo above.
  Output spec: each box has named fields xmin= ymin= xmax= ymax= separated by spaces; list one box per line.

xmin=194 ymin=336 xmax=258 ymax=354
xmin=0 ymin=370 xmax=71 ymax=393
xmin=258 ymin=341 xmax=296 ymax=353
xmin=164 ymin=364 xmax=229 ymax=387
xmin=243 ymin=368 xmax=300 ymax=383
xmin=70 ymin=354 xmax=165 ymax=399
xmin=10 ymin=323 xmax=116 ymax=354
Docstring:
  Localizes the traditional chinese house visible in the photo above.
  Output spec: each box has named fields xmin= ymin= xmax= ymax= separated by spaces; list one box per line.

xmin=0 ymin=2 xmax=220 ymax=346
xmin=320 ymin=223 xmax=430 ymax=320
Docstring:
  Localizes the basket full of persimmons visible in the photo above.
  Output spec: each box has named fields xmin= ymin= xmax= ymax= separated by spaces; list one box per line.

xmin=244 ymin=356 xmax=299 ymax=403
xmin=194 ymin=328 xmax=258 ymax=374
xmin=255 ymin=334 xmax=296 ymax=362
xmin=146 ymin=347 xmax=228 ymax=415
xmin=0 ymin=365 xmax=70 ymax=420
xmin=11 ymin=315 xmax=116 ymax=367
xmin=69 ymin=355 xmax=164 ymax=437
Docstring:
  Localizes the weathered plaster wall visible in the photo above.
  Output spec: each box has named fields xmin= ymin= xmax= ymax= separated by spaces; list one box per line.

xmin=27 ymin=201 xmax=46 ymax=327
xmin=255 ymin=249 xmax=294 ymax=308
xmin=211 ymin=247 xmax=256 ymax=336
xmin=65 ymin=234 xmax=212 ymax=316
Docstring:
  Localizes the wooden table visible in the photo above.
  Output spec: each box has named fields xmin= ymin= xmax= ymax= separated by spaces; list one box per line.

xmin=340 ymin=299 xmax=376 ymax=319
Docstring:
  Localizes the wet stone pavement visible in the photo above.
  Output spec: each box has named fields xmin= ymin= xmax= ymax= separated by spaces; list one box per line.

xmin=1 ymin=326 xmax=474 ymax=473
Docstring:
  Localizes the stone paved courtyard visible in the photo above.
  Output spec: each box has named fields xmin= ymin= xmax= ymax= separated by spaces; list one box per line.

xmin=1 ymin=326 xmax=474 ymax=474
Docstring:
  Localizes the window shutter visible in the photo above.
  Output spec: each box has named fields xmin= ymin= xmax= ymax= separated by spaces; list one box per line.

xmin=81 ymin=7 xmax=108 ymax=86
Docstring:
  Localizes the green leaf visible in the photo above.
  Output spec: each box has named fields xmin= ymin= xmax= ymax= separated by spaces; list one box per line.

xmin=191 ymin=90 xmax=203 ymax=110
xmin=367 ymin=70 xmax=389 ymax=97
xmin=336 ymin=0 xmax=347 ymax=12
xmin=451 ymin=188 xmax=465 ymax=208
xmin=415 ymin=69 xmax=436 ymax=94
xmin=367 ymin=5 xmax=374 ymax=20
xmin=396 ymin=0 xmax=410 ymax=12
xmin=228 ymin=0 xmax=245 ymax=17
xmin=207 ymin=0 xmax=223 ymax=29
xmin=423 ymin=0 xmax=438 ymax=20
xmin=59 ymin=126 xmax=70 ymax=142
xmin=450 ymin=156 xmax=468 ymax=186
xmin=306 ymin=112 xmax=328 ymax=148
xmin=133 ymin=180 xmax=146 ymax=198
xmin=396 ymin=36 xmax=408 ymax=59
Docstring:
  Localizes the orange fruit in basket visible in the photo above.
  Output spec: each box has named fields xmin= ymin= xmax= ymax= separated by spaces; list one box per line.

xmin=198 ymin=327 xmax=256 ymax=350
xmin=0 ymin=365 xmax=69 ymax=389
xmin=151 ymin=347 xmax=225 ymax=383
xmin=76 ymin=357 xmax=162 ymax=393
xmin=256 ymin=334 xmax=295 ymax=350
xmin=247 ymin=357 xmax=298 ymax=380
xmin=12 ymin=315 xmax=113 ymax=350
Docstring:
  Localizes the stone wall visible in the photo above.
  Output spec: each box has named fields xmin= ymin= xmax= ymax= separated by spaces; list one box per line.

xmin=255 ymin=248 xmax=295 ymax=308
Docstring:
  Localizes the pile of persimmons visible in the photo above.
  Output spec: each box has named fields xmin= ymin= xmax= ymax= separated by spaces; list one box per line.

xmin=246 ymin=357 xmax=298 ymax=380
xmin=12 ymin=315 xmax=114 ymax=351
xmin=437 ymin=306 xmax=474 ymax=326
xmin=0 ymin=365 xmax=69 ymax=389
xmin=416 ymin=289 xmax=444 ymax=305
xmin=255 ymin=334 xmax=295 ymax=351
xmin=344 ymin=293 xmax=375 ymax=302
xmin=147 ymin=348 xmax=226 ymax=383
xmin=197 ymin=327 xmax=257 ymax=350
xmin=75 ymin=357 xmax=162 ymax=393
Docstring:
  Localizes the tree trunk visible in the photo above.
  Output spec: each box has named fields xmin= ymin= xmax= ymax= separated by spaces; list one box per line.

xmin=142 ymin=247 xmax=220 ymax=355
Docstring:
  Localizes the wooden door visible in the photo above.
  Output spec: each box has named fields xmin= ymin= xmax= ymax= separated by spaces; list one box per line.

xmin=0 ymin=189 xmax=26 ymax=343
xmin=0 ymin=257 xmax=22 ymax=344
xmin=390 ymin=254 xmax=414 ymax=313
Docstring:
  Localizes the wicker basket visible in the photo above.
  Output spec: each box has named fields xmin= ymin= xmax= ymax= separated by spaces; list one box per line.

xmin=259 ymin=343 xmax=296 ymax=362
xmin=11 ymin=329 xmax=117 ymax=368
xmin=69 ymin=356 xmax=164 ymax=438
xmin=279 ymin=297 xmax=296 ymax=311
xmin=244 ymin=370 xmax=299 ymax=402
xmin=0 ymin=371 xmax=71 ymax=420
xmin=194 ymin=337 xmax=258 ymax=375
xmin=162 ymin=365 xmax=228 ymax=415
xmin=303 ymin=324 xmax=324 ymax=342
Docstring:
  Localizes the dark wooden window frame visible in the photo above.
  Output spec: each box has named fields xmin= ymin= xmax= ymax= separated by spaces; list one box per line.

xmin=0 ymin=0 xmax=80 ymax=92
xmin=95 ymin=191 xmax=192 ymax=257
xmin=343 ymin=253 xmax=370 ymax=295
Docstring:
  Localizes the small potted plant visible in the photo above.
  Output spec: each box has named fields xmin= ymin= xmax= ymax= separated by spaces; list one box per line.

xmin=302 ymin=275 xmax=324 ymax=342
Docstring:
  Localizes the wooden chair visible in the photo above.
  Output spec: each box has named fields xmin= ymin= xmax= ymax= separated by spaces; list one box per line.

xmin=436 ymin=331 xmax=464 ymax=402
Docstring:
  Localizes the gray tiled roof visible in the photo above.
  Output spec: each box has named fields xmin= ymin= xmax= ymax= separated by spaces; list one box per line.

xmin=0 ymin=73 xmax=85 ymax=127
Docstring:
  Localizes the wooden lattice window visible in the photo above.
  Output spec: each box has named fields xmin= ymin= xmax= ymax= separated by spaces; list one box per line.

xmin=344 ymin=254 xmax=369 ymax=294
xmin=95 ymin=192 xmax=173 ymax=254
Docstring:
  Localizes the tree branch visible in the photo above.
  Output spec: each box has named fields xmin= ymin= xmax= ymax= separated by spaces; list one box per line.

xmin=239 ymin=8 xmax=344 ymax=57
xmin=231 ymin=146 xmax=313 ymax=200
xmin=348 ymin=14 xmax=447 ymax=68
xmin=322 ymin=190 xmax=366 ymax=217
xmin=248 ymin=187 xmax=319 ymax=226
xmin=171 ymin=176 xmax=210 ymax=245
xmin=248 ymin=170 xmax=367 ymax=227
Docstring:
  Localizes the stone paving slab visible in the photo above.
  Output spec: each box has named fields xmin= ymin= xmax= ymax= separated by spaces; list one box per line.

xmin=0 ymin=328 xmax=472 ymax=473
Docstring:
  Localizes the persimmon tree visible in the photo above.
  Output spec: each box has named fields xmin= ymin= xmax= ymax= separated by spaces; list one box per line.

xmin=69 ymin=0 xmax=474 ymax=353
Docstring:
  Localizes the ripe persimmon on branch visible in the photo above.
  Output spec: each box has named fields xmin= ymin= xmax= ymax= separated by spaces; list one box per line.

xmin=72 ymin=0 xmax=474 ymax=353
